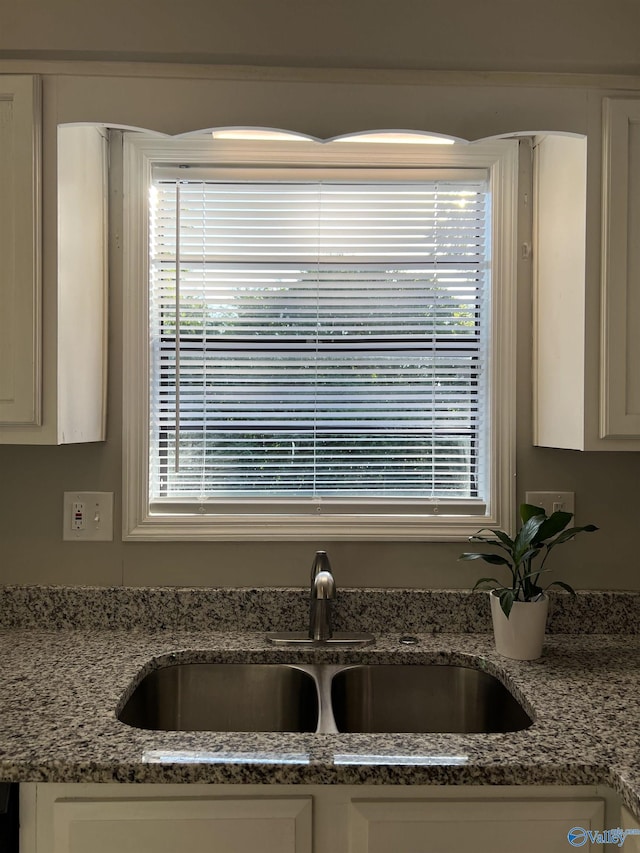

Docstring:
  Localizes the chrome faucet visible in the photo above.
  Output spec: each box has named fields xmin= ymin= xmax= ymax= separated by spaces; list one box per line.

xmin=309 ymin=550 xmax=336 ymax=641
xmin=266 ymin=550 xmax=374 ymax=646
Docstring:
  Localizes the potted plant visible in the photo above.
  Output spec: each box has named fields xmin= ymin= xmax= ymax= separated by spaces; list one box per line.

xmin=459 ymin=504 xmax=598 ymax=660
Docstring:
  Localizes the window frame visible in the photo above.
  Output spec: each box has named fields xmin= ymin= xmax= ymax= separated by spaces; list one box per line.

xmin=122 ymin=134 xmax=518 ymax=541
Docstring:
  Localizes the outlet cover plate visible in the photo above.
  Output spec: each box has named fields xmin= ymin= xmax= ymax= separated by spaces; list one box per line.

xmin=63 ymin=492 xmax=114 ymax=541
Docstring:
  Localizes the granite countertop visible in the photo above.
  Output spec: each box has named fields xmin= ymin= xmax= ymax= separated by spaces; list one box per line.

xmin=0 ymin=587 xmax=639 ymax=819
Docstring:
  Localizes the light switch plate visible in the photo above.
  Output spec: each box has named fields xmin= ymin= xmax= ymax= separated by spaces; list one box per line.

xmin=63 ymin=492 xmax=114 ymax=541
xmin=525 ymin=491 xmax=575 ymax=517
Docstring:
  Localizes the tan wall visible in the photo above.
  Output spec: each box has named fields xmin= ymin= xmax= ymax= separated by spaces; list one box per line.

xmin=1 ymin=0 xmax=639 ymax=75
xmin=0 ymin=1 xmax=639 ymax=590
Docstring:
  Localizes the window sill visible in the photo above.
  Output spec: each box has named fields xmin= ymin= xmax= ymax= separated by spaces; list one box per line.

xmin=123 ymin=509 xmax=503 ymax=542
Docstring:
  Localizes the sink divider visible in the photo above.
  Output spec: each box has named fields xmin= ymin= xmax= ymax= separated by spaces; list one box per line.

xmin=290 ymin=664 xmax=357 ymax=734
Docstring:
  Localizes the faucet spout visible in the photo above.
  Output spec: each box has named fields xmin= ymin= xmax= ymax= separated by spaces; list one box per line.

xmin=310 ymin=550 xmax=332 ymax=585
xmin=309 ymin=552 xmax=336 ymax=641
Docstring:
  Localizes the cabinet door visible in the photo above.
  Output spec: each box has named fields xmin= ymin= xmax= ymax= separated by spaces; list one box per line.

xmin=601 ymin=97 xmax=640 ymax=438
xmin=621 ymin=806 xmax=640 ymax=852
xmin=0 ymin=75 xmax=41 ymax=426
xmin=50 ymin=796 xmax=312 ymax=853
xmin=348 ymin=797 xmax=605 ymax=853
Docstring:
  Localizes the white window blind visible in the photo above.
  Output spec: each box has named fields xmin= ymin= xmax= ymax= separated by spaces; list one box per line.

xmin=148 ymin=174 xmax=490 ymax=514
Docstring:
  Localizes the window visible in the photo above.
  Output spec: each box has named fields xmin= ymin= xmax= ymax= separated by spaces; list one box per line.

xmin=123 ymin=135 xmax=518 ymax=540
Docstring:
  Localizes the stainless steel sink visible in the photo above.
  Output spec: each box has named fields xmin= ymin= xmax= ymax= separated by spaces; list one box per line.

xmin=118 ymin=661 xmax=531 ymax=735
xmin=331 ymin=664 xmax=532 ymax=733
xmin=118 ymin=663 xmax=319 ymax=732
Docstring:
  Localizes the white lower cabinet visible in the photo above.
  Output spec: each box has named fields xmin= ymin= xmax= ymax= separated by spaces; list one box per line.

xmin=349 ymin=796 xmax=605 ymax=853
xmin=621 ymin=806 xmax=640 ymax=852
xmin=56 ymin=798 xmax=311 ymax=853
xmin=24 ymin=787 xmax=312 ymax=853
xmin=21 ymin=783 xmax=613 ymax=853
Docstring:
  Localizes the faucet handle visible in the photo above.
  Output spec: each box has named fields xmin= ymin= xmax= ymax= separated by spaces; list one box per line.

xmin=311 ymin=550 xmax=332 ymax=583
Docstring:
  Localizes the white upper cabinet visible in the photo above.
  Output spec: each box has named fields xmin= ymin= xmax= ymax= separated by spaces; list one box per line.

xmin=0 ymin=77 xmax=107 ymax=444
xmin=600 ymin=97 xmax=640 ymax=440
xmin=534 ymin=96 xmax=640 ymax=450
xmin=533 ymin=133 xmax=588 ymax=450
xmin=0 ymin=76 xmax=41 ymax=429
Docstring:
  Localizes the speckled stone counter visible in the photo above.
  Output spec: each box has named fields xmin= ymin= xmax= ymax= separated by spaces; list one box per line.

xmin=0 ymin=585 xmax=638 ymax=633
xmin=0 ymin=587 xmax=639 ymax=819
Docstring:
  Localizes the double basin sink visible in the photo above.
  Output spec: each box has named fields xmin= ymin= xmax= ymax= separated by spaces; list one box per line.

xmin=118 ymin=662 xmax=532 ymax=735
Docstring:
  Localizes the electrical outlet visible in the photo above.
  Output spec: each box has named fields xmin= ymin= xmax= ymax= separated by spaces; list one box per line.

xmin=63 ymin=492 xmax=114 ymax=541
xmin=525 ymin=491 xmax=575 ymax=517
xmin=71 ymin=501 xmax=86 ymax=530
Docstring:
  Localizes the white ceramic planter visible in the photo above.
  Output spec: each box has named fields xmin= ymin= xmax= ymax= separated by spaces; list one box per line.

xmin=489 ymin=591 xmax=549 ymax=660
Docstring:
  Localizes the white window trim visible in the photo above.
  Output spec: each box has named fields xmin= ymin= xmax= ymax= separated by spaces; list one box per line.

xmin=122 ymin=136 xmax=518 ymax=541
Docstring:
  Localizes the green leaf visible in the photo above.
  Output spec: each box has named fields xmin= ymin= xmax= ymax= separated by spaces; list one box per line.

xmin=534 ymin=511 xmax=573 ymax=543
xmin=546 ymin=580 xmax=576 ymax=595
xmin=513 ymin=514 xmax=546 ymax=564
xmin=469 ymin=527 xmax=513 ymax=553
xmin=468 ymin=534 xmax=512 ymax=553
xmin=547 ymin=524 xmax=599 ymax=548
xmin=498 ymin=588 xmax=515 ymax=618
xmin=483 ymin=528 xmax=515 ymax=551
xmin=459 ymin=552 xmax=512 ymax=566
xmin=520 ymin=503 xmax=546 ymax=524
xmin=472 ymin=577 xmax=502 ymax=591
xmin=518 ymin=547 xmax=542 ymax=566
xmin=520 ymin=565 xmax=549 ymax=581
